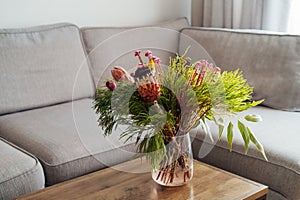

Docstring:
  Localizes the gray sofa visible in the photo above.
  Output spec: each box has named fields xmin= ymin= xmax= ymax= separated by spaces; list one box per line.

xmin=0 ymin=18 xmax=299 ymax=200
xmin=180 ymin=28 xmax=300 ymax=200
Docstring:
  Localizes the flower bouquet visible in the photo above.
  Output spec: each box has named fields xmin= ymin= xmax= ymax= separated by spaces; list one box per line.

xmin=94 ymin=50 xmax=266 ymax=186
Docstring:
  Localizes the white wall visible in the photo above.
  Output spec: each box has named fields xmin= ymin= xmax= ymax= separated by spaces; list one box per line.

xmin=0 ymin=0 xmax=191 ymax=28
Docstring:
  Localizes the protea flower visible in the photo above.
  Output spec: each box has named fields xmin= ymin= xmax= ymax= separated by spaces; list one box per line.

xmin=136 ymin=75 xmax=161 ymax=103
xmin=111 ymin=66 xmax=133 ymax=82
xmin=191 ymin=60 xmax=221 ymax=86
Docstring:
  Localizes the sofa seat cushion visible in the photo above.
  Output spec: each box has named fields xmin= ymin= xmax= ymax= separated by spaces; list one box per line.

xmin=0 ymin=23 xmax=95 ymax=115
xmin=0 ymin=99 xmax=135 ymax=186
xmin=179 ymin=27 xmax=300 ymax=111
xmin=0 ymin=138 xmax=44 ymax=200
xmin=191 ymin=106 xmax=300 ymax=200
xmin=81 ymin=17 xmax=189 ymax=87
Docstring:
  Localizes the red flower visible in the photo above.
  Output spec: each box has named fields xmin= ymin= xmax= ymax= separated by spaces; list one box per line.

xmin=136 ymin=75 xmax=161 ymax=103
xmin=137 ymin=83 xmax=161 ymax=103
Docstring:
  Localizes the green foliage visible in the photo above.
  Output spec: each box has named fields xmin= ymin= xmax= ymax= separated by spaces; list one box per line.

xmin=221 ymin=70 xmax=263 ymax=113
xmin=94 ymin=81 xmax=178 ymax=167
xmin=215 ymin=70 xmax=267 ymax=159
xmin=137 ymin=132 xmax=166 ymax=169
xmin=93 ymin=88 xmax=115 ymax=136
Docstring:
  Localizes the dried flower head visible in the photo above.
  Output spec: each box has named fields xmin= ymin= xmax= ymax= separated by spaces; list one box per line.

xmin=111 ymin=66 xmax=131 ymax=82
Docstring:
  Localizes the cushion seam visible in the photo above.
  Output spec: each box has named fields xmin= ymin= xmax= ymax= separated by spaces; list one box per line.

xmin=181 ymin=27 xmax=300 ymax=37
xmin=0 ymin=23 xmax=78 ymax=34
xmin=80 ymin=17 xmax=188 ymax=31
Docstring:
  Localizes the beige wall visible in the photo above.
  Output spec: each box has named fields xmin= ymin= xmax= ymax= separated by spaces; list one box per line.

xmin=0 ymin=0 xmax=191 ymax=28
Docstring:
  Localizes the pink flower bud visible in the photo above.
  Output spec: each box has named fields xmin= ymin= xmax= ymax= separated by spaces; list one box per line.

xmin=206 ymin=63 xmax=213 ymax=73
xmin=145 ymin=50 xmax=152 ymax=57
xmin=134 ymin=50 xmax=141 ymax=57
xmin=153 ymin=56 xmax=161 ymax=64
xmin=106 ymin=81 xmax=116 ymax=91
xmin=194 ymin=61 xmax=201 ymax=69
xmin=201 ymin=60 xmax=208 ymax=67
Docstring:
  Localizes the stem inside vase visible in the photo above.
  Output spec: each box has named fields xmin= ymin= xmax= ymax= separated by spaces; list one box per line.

xmin=151 ymin=133 xmax=193 ymax=186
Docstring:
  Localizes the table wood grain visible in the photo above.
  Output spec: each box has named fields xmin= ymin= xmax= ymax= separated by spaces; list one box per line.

xmin=17 ymin=158 xmax=268 ymax=200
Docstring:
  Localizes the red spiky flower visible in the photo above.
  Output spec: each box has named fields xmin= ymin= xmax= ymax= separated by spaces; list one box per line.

xmin=136 ymin=75 xmax=161 ymax=103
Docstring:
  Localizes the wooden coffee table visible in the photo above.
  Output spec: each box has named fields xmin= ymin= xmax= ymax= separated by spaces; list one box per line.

xmin=17 ymin=158 xmax=268 ymax=200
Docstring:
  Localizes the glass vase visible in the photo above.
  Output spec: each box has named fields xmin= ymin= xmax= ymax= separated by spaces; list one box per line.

xmin=151 ymin=133 xmax=193 ymax=186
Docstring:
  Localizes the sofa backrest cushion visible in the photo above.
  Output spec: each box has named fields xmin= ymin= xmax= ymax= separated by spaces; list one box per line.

xmin=179 ymin=27 xmax=300 ymax=111
xmin=81 ymin=17 xmax=189 ymax=87
xmin=0 ymin=23 xmax=95 ymax=115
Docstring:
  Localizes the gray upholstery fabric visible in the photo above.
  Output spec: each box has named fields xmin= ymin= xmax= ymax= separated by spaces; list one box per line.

xmin=0 ymin=23 xmax=95 ymax=115
xmin=0 ymin=138 xmax=44 ymax=200
xmin=191 ymin=106 xmax=300 ymax=200
xmin=81 ymin=17 xmax=189 ymax=87
xmin=267 ymin=190 xmax=287 ymax=200
xmin=0 ymin=99 xmax=135 ymax=186
xmin=179 ymin=27 xmax=300 ymax=111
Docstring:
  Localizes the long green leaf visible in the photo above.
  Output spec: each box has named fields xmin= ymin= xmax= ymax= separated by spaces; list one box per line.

xmin=247 ymin=127 xmax=268 ymax=161
xmin=201 ymin=119 xmax=213 ymax=142
xmin=218 ymin=124 xmax=224 ymax=140
xmin=227 ymin=122 xmax=233 ymax=151
xmin=238 ymin=121 xmax=250 ymax=154
xmin=215 ymin=117 xmax=224 ymax=140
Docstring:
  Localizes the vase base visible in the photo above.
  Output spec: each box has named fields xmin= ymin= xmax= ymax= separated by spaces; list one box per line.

xmin=152 ymin=168 xmax=193 ymax=187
